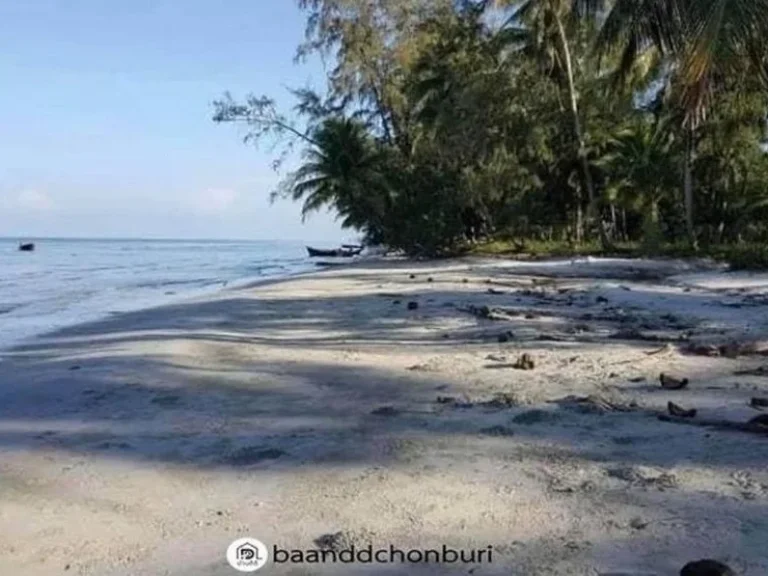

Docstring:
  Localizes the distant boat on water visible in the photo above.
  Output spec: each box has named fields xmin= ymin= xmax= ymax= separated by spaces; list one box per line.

xmin=306 ymin=245 xmax=362 ymax=258
xmin=18 ymin=242 xmax=35 ymax=252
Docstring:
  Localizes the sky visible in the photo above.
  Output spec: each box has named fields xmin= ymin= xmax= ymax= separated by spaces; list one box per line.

xmin=0 ymin=0 xmax=349 ymax=241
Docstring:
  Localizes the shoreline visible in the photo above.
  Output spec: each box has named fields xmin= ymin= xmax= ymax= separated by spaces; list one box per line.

xmin=0 ymin=262 xmax=317 ymax=356
xmin=1 ymin=256 xmax=768 ymax=575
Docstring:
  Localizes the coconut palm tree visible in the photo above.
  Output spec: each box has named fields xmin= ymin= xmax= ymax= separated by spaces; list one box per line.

xmin=595 ymin=0 xmax=768 ymax=247
xmin=597 ymin=116 xmax=679 ymax=247
xmin=496 ymin=0 xmax=614 ymax=247
xmin=280 ymin=117 xmax=393 ymax=239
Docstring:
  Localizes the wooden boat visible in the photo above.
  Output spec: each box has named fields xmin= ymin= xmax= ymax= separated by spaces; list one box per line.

xmin=306 ymin=246 xmax=362 ymax=258
xmin=18 ymin=242 xmax=35 ymax=252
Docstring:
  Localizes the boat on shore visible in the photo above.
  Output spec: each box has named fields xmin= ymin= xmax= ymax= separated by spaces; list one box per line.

xmin=18 ymin=242 xmax=35 ymax=252
xmin=306 ymin=245 xmax=362 ymax=258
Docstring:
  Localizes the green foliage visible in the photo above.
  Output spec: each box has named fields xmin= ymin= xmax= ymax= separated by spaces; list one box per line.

xmin=215 ymin=0 xmax=768 ymax=265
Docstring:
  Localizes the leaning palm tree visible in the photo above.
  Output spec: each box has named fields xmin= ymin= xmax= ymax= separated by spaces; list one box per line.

xmin=277 ymin=117 xmax=393 ymax=239
xmin=595 ymin=0 xmax=768 ymax=247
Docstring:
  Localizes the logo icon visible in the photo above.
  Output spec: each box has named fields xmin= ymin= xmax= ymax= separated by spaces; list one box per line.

xmin=227 ymin=538 xmax=269 ymax=572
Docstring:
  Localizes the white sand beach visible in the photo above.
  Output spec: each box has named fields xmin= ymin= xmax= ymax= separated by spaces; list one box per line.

xmin=2 ymin=257 xmax=768 ymax=575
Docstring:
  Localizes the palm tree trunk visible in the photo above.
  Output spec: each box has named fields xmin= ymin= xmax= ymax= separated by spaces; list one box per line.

xmin=575 ymin=201 xmax=583 ymax=244
xmin=621 ymin=208 xmax=628 ymax=241
xmin=554 ymin=13 xmax=610 ymax=249
xmin=683 ymin=127 xmax=697 ymax=249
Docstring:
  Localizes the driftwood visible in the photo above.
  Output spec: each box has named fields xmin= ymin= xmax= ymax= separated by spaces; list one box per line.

xmin=645 ymin=343 xmax=675 ymax=356
xmin=553 ymin=396 xmax=768 ymax=436
xmin=684 ymin=339 xmax=768 ymax=359
xmin=551 ymin=394 xmax=638 ymax=413
xmin=735 ymin=366 xmax=768 ymax=377
xmin=464 ymin=305 xmax=519 ymax=322
xmin=657 ymin=414 xmax=768 ymax=435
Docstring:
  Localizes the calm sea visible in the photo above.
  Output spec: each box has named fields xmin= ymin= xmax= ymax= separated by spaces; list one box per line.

xmin=0 ymin=238 xmax=314 ymax=350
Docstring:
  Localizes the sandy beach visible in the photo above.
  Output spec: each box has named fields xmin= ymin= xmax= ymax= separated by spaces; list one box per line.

xmin=2 ymin=257 xmax=768 ymax=575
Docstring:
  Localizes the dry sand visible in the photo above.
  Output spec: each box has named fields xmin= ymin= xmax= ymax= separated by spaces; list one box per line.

xmin=2 ymin=257 xmax=768 ymax=575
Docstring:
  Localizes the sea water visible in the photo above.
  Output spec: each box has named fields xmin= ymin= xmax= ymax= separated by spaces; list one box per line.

xmin=0 ymin=238 xmax=314 ymax=350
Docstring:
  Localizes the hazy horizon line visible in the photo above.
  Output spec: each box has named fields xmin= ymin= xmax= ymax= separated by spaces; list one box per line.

xmin=0 ymin=235 xmax=358 ymax=244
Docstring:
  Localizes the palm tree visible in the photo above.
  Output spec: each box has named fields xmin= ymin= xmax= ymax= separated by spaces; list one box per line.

xmin=279 ymin=117 xmax=392 ymax=238
xmin=595 ymin=0 xmax=768 ymax=248
xmin=496 ymin=0 xmax=613 ymax=247
xmin=597 ymin=116 xmax=679 ymax=246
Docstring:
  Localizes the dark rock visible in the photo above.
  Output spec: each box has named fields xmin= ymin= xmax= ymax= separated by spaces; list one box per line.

xmin=371 ymin=406 xmax=399 ymax=416
xmin=668 ymin=401 xmax=697 ymax=418
xmin=68 ymin=365 xmax=81 ymax=371
xmin=628 ymin=376 xmax=647 ymax=383
xmin=475 ymin=305 xmax=492 ymax=318
xmin=607 ymin=467 xmax=678 ymax=490
xmin=680 ymin=559 xmax=735 ymax=576
xmin=407 ymin=301 xmax=419 ymax=310
xmin=660 ymin=373 xmax=689 ymax=390
xmin=596 ymin=296 xmax=609 ymax=303
xmin=497 ymin=332 xmax=510 ymax=343
xmin=512 ymin=353 xmax=535 ymax=370
xmin=748 ymin=413 xmax=768 ymax=430
xmin=750 ymin=397 xmax=768 ymax=409
xmin=427 ymin=277 xmax=434 ymax=282
xmin=392 ymin=300 xmax=401 ymax=305
xmin=409 ymin=274 xmax=416 ymax=279
xmin=629 ymin=517 xmax=649 ymax=530
xmin=436 ymin=396 xmax=457 ymax=404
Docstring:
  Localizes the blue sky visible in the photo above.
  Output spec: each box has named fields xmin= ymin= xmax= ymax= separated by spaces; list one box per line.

xmin=0 ymin=0 xmax=348 ymax=241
